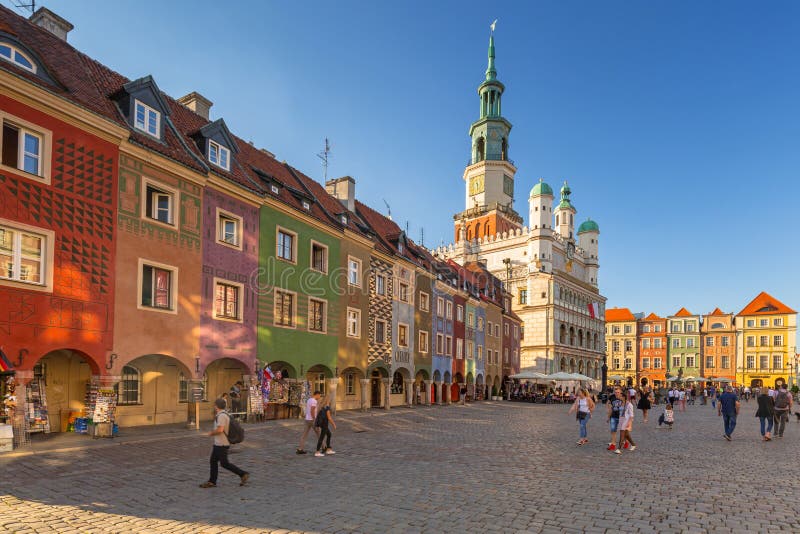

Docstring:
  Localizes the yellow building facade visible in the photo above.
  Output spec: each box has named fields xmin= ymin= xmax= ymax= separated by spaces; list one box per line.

xmin=735 ymin=292 xmax=797 ymax=389
xmin=605 ymin=308 xmax=638 ymax=386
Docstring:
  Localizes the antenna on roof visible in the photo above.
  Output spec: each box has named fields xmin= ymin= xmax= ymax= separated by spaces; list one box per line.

xmin=317 ymin=138 xmax=331 ymax=182
xmin=12 ymin=0 xmax=36 ymax=14
xmin=382 ymin=199 xmax=392 ymax=220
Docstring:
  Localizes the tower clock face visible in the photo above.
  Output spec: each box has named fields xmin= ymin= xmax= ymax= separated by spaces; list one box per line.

xmin=470 ymin=174 xmax=485 ymax=196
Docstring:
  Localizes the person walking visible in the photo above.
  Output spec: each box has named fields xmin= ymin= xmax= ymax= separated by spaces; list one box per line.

xmin=606 ymin=386 xmax=624 ymax=451
xmin=637 ymin=386 xmax=652 ymax=423
xmin=773 ymin=384 xmax=793 ymax=438
xmin=718 ymin=385 xmax=741 ymax=441
xmin=678 ymin=387 xmax=687 ymax=412
xmin=569 ymin=388 xmax=595 ymax=445
xmin=314 ymin=396 xmax=337 ymax=456
xmin=615 ymin=393 xmax=636 ymax=454
xmin=200 ymin=398 xmax=249 ymax=488
xmin=755 ymin=387 xmax=775 ymax=441
xmin=297 ymin=390 xmax=321 ymax=454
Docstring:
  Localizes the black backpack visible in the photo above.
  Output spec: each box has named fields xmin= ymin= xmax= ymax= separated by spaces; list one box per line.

xmin=775 ymin=391 xmax=790 ymax=411
xmin=223 ymin=412 xmax=245 ymax=444
xmin=314 ymin=407 xmax=327 ymax=428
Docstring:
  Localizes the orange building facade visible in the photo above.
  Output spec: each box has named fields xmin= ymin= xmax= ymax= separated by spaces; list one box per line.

xmin=700 ymin=308 xmax=736 ymax=383
xmin=638 ymin=313 xmax=667 ymax=388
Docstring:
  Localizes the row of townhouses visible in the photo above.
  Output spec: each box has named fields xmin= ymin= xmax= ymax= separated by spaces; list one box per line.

xmin=605 ymin=292 xmax=798 ymax=390
xmin=0 ymin=7 xmax=522 ymax=433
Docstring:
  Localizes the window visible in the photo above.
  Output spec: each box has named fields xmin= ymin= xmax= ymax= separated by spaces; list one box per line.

xmin=456 ymin=305 xmax=464 ymax=322
xmin=519 ymin=289 xmax=528 ymax=304
xmin=773 ymin=335 xmax=783 ymax=347
xmin=208 ymin=140 xmax=230 ymax=170
xmin=504 ymin=323 xmax=509 ymax=336
xmin=642 ymin=339 xmax=650 ymax=349
xmin=214 ymin=281 xmax=241 ymax=321
xmin=686 ymin=338 xmax=695 ymax=348
xmin=624 ymin=358 xmax=632 ymax=370
xmin=746 ymin=319 xmax=755 ymax=327
xmin=347 ymin=308 xmax=361 ymax=338
xmin=746 ymin=355 xmax=755 ymax=369
xmin=134 ymin=100 xmax=160 ymax=138
xmin=624 ymin=325 xmax=632 ymax=334
xmin=0 ymin=223 xmax=51 ymax=287
xmin=0 ymin=43 xmax=36 ymax=72
xmin=397 ymin=323 xmax=409 ymax=347
xmin=348 ymin=257 xmax=361 ymax=287
xmin=391 ymin=372 xmax=404 ymax=395
xmin=686 ymin=355 xmax=695 ymax=367
xmin=270 ymin=184 xmax=279 ymax=194
xmin=612 ymin=326 xmax=621 ymax=334
xmin=276 ymin=228 xmax=296 ymax=262
xmin=759 ymin=355 xmax=769 ymax=369
xmin=302 ymin=200 xmax=311 ymax=210
xmin=514 ymin=326 xmax=519 ymax=340
xmin=477 ymin=317 xmax=484 ymax=331
xmin=654 ymin=339 xmax=662 ymax=349
xmin=217 ymin=210 xmax=241 ymax=247
xmin=773 ymin=354 xmax=782 ymax=369
xmin=445 ymin=336 xmax=452 ymax=355
xmin=345 ymin=373 xmax=355 ymax=395
xmin=308 ymin=298 xmax=326 ymax=333
xmin=706 ymin=356 xmax=714 ymax=369
xmin=456 ymin=338 xmax=463 ymax=359
xmin=706 ymin=337 xmax=714 ymax=347
xmin=274 ymin=290 xmax=295 ymax=327
xmin=654 ymin=325 xmax=662 ymax=332
xmin=624 ymin=340 xmax=633 ymax=352
xmin=612 ymin=341 xmax=620 ymax=352
xmin=612 ymin=358 xmax=620 ymax=369
xmin=419 ymin=292 xmax=429 ymax=312
xmin=504 ymin=348 xmax=509 ymax=363
xmin=437 ymin=297 xmax=444 ymax=317
xmin=760 ymin=319 xmax=768 ymax=327
xmin=419 ymin=331 xmax=429 ymax=353
xmin=144 ymin=182 xmax=174 ymax=224
xmin=310 ymin=241 xmax=328 ymax=273
xmin=467 ymin=312 xmax=474 ymax=327
xmin=2 ymin=120 xmax=45 ymax=176
xmin=746 ymin=336 xmax=755 ymax=347
xmin=760 ymin=336 xmax=769 ymax=347
xmin=643 ymin=325 xmax=651 ymax=333
xmin=375 ymin=319 xmax=387 ymax=344
xmin=117 ymin=366 xmax=141 ymax=405
xmin=671 ymin=323 xmax=680 ymax=333
xmin=477 ymin=345 xmax=483 ymax=361
xmin=446 ymin=301 xmax=453 ymax=319
xmin=685 ymin=323 xmax=694 ymax=333
xmin=140 ymin=262 xmax=175 ymax=311
xmin=466 ymin=341 xmax=474 ymax=359
xmin=487 ymin=321 xmax=493 ymax=335
xmin=312 ymin=373 xmax=326 ymax=395
xmin=376 ymin=274 xmax=386 ymax=296
xmin=642 ymin=358 xmax=650 ymax=369
xmin=672 ymin=338 xmax=680 ymax=348
xmin=721 ymin=356 xmax=730 ymax=369
xmin=773 ymin=318 xmax=783 ymax=326
xmin=398 ymin=282 xmax=409 ymax=302
xmin=436 ymin=333 xmax=444 ymax=354
xmin=653 ymin=357 xmax=662 ymax=369
xmin=672 ymin=356 xmax=681 ymax=367
xmin=179 ymin=372 xmax=188 ymax=403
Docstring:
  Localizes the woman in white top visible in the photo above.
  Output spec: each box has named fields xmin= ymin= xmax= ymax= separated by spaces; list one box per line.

xmin=569 ymin=388 xmax=595 ymax=445
xmin=678 ymin=388 xmax=687 ymax=412
xmin=615 ymin=395 xmax=636 ymax=454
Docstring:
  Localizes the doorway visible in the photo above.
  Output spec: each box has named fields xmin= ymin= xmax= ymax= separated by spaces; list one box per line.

xmin=370 ymin=370 xmax=382 ymax=408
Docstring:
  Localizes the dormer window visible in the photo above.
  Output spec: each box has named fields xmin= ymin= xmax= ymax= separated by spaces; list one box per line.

xmin=340 ymin=214 xmax=348 ymax=225
xmin=302 ymin=200 xmax=311 ymax=210
xmin=271 ymin=185 xmax=279 ymax=195
xmin=0 ymin=43 xmax=36 ymax=73
xmin=208 ymin=140 xmax=230 ymax=170
xmin=134 ymin=100 xmax=160 ymax=138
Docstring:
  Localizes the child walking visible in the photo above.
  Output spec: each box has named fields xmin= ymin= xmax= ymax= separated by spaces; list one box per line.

xmin=615 ymin=395 xmax=636 ymax=454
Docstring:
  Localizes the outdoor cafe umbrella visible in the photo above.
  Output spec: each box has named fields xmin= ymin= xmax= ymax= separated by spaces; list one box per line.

xmin=546 ymin=372 xmax=577 ymax=381
xmin=509 ymin=371 xmax=548 ymax=380
xmin=713 ymin=377 xmax=734 ymax=383
xmin=607 ymin=374 xmax=625 ymax=381
xmin=568 ymin=373 xmax=594 ymax=382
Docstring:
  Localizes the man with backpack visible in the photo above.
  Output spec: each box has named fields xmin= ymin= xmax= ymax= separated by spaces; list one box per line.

xmin=773 ymin=384 xmax=793 ymax=438
xmin=200 ymin=397 xmax=248 ymax=488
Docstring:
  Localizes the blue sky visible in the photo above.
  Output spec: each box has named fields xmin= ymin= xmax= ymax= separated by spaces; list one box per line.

xmin=25 ymin=1 xmax=800 ymax=319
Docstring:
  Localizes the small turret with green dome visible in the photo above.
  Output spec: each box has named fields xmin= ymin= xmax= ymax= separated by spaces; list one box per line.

xmin=578 ymin=218 xmax=599 ymax=234
xmin=557 ymin=181 xmax=575 ymax=211
xmin=529 ymin=178 xmax=553 ymax=197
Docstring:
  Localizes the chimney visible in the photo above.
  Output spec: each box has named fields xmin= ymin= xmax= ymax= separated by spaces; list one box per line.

xmin=325 ymin=176 xmax=355 ymax=213
xmin=177 ymin=91 xmax=213 ymax=120
xmin=30 ymin=7 xmax=73 ymax=41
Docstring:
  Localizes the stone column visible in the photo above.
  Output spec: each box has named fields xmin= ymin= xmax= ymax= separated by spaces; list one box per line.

xmin=405 ymin=379 xmax=414 ymax=407
xmin=360 ymin=379 xmax=370 ymax=411
xmin=423 ymin=380 xmax=432 ymax=405
xmin=435 ymin=381 xmax=442 ymax=405
xmin=382 ymin=378 xmax=391 ymax=410
xmin=326 ymin=378 xmax=338 ymax=415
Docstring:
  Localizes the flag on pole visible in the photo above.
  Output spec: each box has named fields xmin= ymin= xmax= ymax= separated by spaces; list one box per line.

xmin=588 ymin=302 xmax=600 ymax=319
xmin=0 ymin=347 xmax=12 ymax=371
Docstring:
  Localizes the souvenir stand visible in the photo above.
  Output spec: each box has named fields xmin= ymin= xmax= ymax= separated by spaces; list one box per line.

xmin=82 ymin=379 xmax=117 ymax=438
xmin=258 ymin=365 xmax=302 ymax=420
xmin=25 ymin=377 xmax=50 ymax=434
xmin=1 ymin=373 xmax=18 ymax=451
xmin=246 ymin=380 xmax=263 ymax=422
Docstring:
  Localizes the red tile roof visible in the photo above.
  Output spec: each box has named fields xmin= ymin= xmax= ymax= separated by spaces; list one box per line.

xmin=605 ymin=307 xmax=635 ymax=322
xmin=707 ymin=307 xmax=727 ymax=316
xmin=673 ymin=307 xmax=693 ymax=317
xmin=643 ymin=312 xmax=662 ymax=321
xmin=737 ymin=291 xmax=796 ymax=316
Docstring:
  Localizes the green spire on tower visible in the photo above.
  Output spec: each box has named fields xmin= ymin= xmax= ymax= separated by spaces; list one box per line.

xmin=486 ymin=34 xmax=497 ymax=81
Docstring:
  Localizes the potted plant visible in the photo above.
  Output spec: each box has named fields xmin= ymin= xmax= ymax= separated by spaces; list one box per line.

xmin=491 ymin=385 xmax=499 ymax=401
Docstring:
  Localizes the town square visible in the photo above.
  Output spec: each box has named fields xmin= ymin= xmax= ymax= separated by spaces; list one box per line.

xmin=0 ymin=1 xmax=799 ymax=532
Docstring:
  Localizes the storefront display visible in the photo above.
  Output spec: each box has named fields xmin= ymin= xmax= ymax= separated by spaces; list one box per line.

xmin=26 ymin=378 xmax=50 ymax=433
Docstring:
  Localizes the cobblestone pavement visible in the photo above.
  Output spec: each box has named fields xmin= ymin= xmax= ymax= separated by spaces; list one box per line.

xmin=2 ymin=400 xmax=800 ymax=533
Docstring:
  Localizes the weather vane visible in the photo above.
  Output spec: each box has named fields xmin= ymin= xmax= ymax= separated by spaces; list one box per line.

xmin=490 ymin=19 xmax=497 ymax=34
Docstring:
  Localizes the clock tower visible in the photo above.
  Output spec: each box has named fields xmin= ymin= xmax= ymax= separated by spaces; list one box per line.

xmin=455 ymin=31 xmax=522 ymax=243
